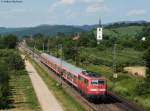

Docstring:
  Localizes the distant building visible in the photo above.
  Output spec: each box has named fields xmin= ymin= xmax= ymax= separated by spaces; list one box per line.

xmin=73 ymin=33 xmax=80 ymax=41
xmin=142 ymin=37 xmax=146 ymax=41
xmin=97 ymin=18 xmax=103 ymax=44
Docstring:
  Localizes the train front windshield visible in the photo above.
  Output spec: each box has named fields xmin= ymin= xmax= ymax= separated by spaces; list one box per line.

xmin=91 ymin=80 xmax=105 ymax=85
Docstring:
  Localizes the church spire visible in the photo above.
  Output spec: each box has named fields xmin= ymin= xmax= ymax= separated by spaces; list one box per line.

xmin=99 ymin=17 xmax=102 ymax=27
xmin=97 ymin=18 xmax=103 ymax=44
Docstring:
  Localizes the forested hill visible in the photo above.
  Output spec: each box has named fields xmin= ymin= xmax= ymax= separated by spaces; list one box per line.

xmin=0 ymin=25 xmax=84 ymax=37
xmin=0 ymin=20 xmax=149 ymax=37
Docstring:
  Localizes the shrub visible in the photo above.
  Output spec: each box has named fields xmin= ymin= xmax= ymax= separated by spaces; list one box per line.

xmin=6 ymin=52 xmax=25 ymax=70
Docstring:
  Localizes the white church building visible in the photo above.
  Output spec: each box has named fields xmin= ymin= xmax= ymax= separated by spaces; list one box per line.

xmin=97 ymin=19 xmax=103 ymax=44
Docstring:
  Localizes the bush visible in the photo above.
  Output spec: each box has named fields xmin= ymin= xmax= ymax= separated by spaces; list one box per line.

xmin=97 ymin=44 xmax=106 ymax=51
xmin=135 ymin=82 xmax=150 ymax=96
xmin=0 ymin=35 xmax=18 ymax=49
xmin=0 ymin=49 xmax=25 ymax=108
xmin=0 ymin=60 xmax=9 ymax=108
xmin=6 ymin=52 xmax=25 ymax=70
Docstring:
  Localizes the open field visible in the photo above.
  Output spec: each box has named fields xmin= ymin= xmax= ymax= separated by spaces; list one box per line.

xmin=0 ymin=49 xmax=41 ymax=111
xmin=104 ymin=26 xmax=144 ymax=38
xmin=7 ymin=70 xmax=41 ymax=111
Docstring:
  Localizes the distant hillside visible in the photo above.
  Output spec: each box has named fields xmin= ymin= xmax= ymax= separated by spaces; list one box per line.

xmin=0 ymin=27 xmax=27 ymax=33
xmin=75 ymin=25 xmax=98 ymax=31
xmin=0 ymin=25 xmax=84 ymax=37
xmin=95 ymin=21 xmax=150 ymax=39
xmin=76 ymin=20 xmax=150 ymax=30
xmin=0 ymin=20 xmax=149 ymax=37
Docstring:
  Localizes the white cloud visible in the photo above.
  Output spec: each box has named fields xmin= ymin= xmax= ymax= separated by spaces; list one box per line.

xmin=49 ymin=0 xmax=109 ymax=18
xmin=127 ymin=9 xmax=146 ymax=16
xmin=81 ymin=0 xmax=104 ymax=3
xmin=49 ymin=0 xmax=75 ymax=13
xmin=61 ymin=0 xmax=75 ymax=5
xmin=86 ymin=2 xmax=109 ymax=13
xmin=49 ymin=0 xmax=105 ymax=10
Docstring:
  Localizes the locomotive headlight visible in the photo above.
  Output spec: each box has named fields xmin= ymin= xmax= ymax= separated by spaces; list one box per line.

xmin=90 ymin=89 xmax=106 ymax=91
xmin=99 ymin=89 xmax=106 ymax=91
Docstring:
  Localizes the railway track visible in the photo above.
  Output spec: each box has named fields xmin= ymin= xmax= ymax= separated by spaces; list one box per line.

xmin=31 ymin=55 xmax=121 ymax=111
xmin=20 ymin=46 xmax=145 ymax=111
xmin=33 ymin=55 xmax=144 ymax=111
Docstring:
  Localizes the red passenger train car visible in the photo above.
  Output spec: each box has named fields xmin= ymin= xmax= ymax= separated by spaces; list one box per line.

xmin=40 ymin=53 xmax=107 ymax=99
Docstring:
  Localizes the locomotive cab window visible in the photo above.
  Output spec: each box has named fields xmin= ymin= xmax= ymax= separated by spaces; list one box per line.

xmin=91 ymin=80 xmax=105 ymax=85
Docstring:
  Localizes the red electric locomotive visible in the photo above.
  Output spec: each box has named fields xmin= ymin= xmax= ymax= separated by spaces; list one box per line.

xmin=40 ymin=53 xmax=107 ymax=100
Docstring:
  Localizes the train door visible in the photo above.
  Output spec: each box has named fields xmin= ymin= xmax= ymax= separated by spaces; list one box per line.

xmin=78 ymin=75 xmax=87 ymax=93
xmin=73 ymin=75 xmax=77 ymax=85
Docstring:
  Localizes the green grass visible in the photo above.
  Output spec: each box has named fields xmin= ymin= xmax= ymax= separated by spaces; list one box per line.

xmin=29 ymin=57 xmax=86 ymax=111
xmin=82 ymin=47 xmax=144 ymax=66
xmin=9 ymin=70 xmax=41 ymax=111
xmin=104 ymin=26 xmax=144 ymax=38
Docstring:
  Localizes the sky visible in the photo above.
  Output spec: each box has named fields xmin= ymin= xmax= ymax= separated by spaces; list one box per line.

xmin=0 ymin=0 xmax=149 ymax=27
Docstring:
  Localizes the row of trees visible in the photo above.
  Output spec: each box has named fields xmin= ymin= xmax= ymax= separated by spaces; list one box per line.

xmin=25 ymin=27 xmax=149 ymax=52
xmin=0 ymin=34 xmax=18 ymax=49
xmin=0 ymin=35 xmax=25 ymax=109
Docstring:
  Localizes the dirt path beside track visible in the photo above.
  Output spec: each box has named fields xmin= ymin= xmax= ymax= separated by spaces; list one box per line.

xmin=25 ymin=59 xmax=63 ymax=111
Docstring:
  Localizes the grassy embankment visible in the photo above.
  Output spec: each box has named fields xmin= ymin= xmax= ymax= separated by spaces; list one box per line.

xmin=9 ymin=70 xmax=41 ymax=111
xmin=28 ymin=56 xmax=86 ymax=111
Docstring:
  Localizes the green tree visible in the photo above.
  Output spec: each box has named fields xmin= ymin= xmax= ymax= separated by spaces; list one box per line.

xmin=144 ymin=48 xmax=150 ymax=81
xmin=136 ymin=48 xmax=150 ymax=95
xmin=136 ymin=26 xmax=150 ymax=50
xmin=63 ymin=40 xmax=76 ymax=60
xmin=4 ymin=34 xmax=18 ymax=49
xmin=6 ymin=52 xmax=25 ymax=70
xmin=0 ymin=60 xmax=9 ymax=108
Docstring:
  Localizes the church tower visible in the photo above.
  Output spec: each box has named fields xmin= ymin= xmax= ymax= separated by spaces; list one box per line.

xmin=97 ymin=18 xmax=103 ymax=44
